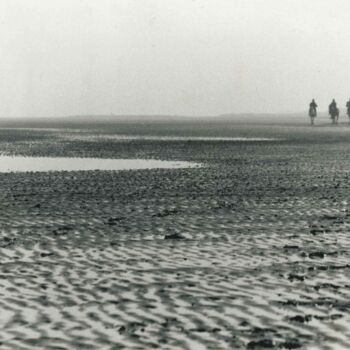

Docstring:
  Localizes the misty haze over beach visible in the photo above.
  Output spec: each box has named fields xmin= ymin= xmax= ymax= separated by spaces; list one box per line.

xmin=2 ymin=0 xmax=350 ymax=118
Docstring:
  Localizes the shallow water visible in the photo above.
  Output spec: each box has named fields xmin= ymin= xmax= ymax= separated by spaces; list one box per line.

xmin=0 ymin=128 xmax=281 ymax=141
xmin=0 ymin=156 xmax=200 ymax=173
xmin=65 ymin=134 xmax=281 ymax=142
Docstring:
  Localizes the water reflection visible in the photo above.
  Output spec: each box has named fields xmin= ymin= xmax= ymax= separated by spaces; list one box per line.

xmin=64 ymin=134 xmax=280 ymax=142
xmin=0 ymin=156 xmax=200 ymax=173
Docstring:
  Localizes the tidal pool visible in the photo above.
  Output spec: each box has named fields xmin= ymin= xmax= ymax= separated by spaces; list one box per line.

xmin=63 ymin=134 xmax=281 ymax=142
xmin=0 ymin=156 xmax=200 ymax=173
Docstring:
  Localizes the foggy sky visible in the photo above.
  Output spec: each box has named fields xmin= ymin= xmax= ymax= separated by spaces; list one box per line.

xmin=1 ymin=0 xmax=350 ymax=117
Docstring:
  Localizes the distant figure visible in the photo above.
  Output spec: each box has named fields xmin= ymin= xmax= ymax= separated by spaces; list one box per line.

xmin=308 ymin=99 xmax=317 ymax=125
xmin=329 ymin=99 xmax=339 ymax=124
xmin=346 ymin=99 xmax=350 ymax=123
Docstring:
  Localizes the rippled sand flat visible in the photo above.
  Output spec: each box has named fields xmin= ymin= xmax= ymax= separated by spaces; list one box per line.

xmin=0 ymin=121 xmax=350 ymax=349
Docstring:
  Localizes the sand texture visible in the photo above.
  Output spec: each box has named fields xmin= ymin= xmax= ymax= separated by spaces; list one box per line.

xmin=0 ymin=121 xmax=349 ymax=349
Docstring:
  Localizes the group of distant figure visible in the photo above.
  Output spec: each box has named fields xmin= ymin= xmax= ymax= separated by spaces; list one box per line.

xmin=308 ymin=98 xmax=350 ymax=125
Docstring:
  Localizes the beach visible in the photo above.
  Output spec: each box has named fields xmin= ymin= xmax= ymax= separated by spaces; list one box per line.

xmin=0 ymin=118 xmax=349 ymax=349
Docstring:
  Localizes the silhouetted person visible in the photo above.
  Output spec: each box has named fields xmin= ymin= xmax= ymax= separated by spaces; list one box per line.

xmin=329 ymin=99 xmax=339 ymax=124
xmin=309 ymin=99 xmax=317 ymax=125
xmin=347 ymin=99 xmax=350 ymax=122
xmin=329 ymin=99 xmax=337 ymax=113
xmin=310 ymin=99 xmax=317 ymax=110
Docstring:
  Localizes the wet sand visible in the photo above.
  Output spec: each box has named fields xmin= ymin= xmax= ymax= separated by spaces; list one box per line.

xmin=0 ymin=120 xmax=350 ymax=349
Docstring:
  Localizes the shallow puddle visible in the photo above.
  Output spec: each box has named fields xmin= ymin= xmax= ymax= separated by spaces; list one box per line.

xmin=0 ymin=156 xmax=200 ymax=173
xmin=66 ymin=134 xmax=281 ymax=142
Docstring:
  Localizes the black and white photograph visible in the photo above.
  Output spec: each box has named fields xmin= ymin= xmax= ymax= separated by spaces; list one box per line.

xmin=1 ymin=0 xmax=350 ymax=349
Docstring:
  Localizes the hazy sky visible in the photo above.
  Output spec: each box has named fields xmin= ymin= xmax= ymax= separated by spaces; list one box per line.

xmin=1 ymin=0 xmax=350 ymax=117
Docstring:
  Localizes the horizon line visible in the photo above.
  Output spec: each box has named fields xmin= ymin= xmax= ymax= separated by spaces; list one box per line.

xmin=0 ymin=110 xmax=323 ymax=119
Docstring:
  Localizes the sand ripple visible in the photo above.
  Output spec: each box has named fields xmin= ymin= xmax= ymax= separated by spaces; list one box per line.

xmin=0 ymin=126 xmax=349 ymax=349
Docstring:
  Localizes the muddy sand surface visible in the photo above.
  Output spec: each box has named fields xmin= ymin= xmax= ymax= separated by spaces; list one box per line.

xmin=0 ymin=121 xmax=350 ymax=349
